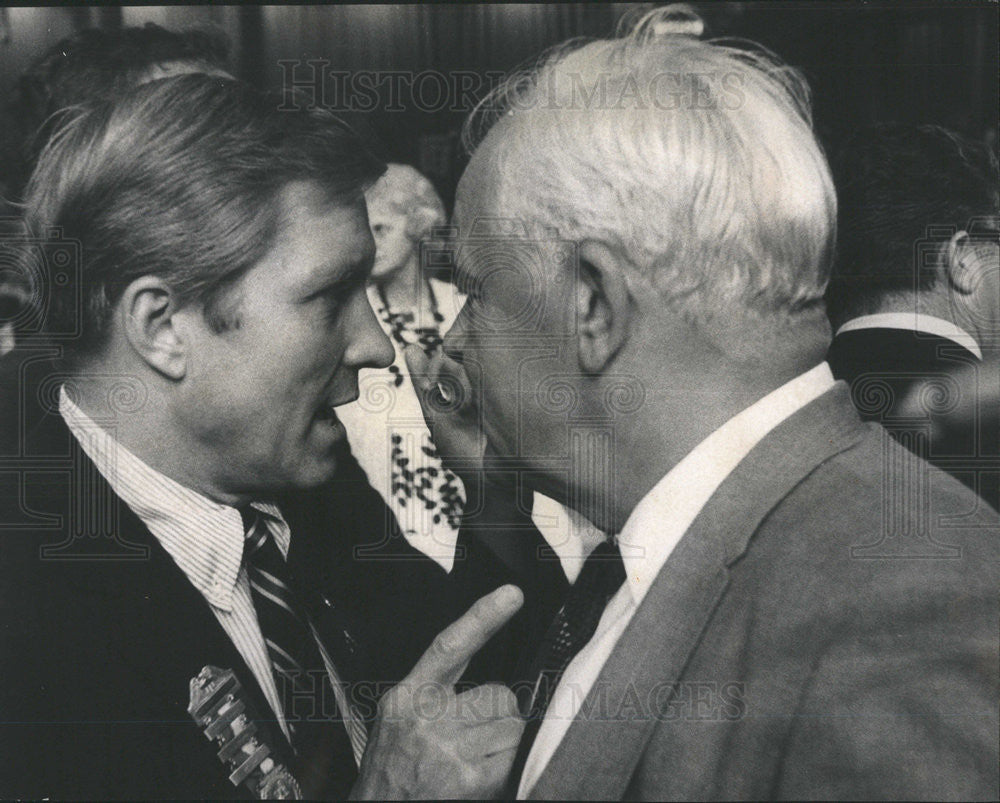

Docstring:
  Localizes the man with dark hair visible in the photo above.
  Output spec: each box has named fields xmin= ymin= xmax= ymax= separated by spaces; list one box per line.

xmin=0 ymin=76 xmax=525 ymax=799
xmin=0 ymin=23 xmax=233 ymax=453
xmin=827 ymin=123 xmax=999 ymax=509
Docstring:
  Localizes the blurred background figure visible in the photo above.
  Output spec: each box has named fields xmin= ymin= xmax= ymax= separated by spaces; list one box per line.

xmin=337 ymin=163 xmax=466 ymax=567
xmin=0 ymin=244 xmax=26 ymax=357
xmin=826 ymin=122 xmax=999 ymax=509
xmin=1 ymin=22 xmax=231 ymax=208
xmin=897 ymin=355 xmax=999 ymax=512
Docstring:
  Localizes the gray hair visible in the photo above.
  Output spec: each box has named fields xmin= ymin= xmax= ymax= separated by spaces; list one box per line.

xmin=365 ymin=163 xmax=446 ymax=242
xmin=464 ymin=4 xmax=836 ymax=326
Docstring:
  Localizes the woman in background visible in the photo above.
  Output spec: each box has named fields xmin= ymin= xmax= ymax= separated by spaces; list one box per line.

xmin=337 ymin=164 xmax=465 ymax=568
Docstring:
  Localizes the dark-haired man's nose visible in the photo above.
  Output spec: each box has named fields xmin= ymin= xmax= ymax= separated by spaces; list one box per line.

xmin=347 ymin=291 xmax=395 ymax=370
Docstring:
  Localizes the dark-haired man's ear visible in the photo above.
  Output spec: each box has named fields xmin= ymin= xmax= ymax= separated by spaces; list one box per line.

xmin=576 ymin=240 xmax=634 ymax=374
xmin=120 ymin=277 xmax=187 ymax=380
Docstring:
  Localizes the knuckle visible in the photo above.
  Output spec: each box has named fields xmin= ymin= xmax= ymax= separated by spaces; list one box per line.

xmin=505 ymin=714 xmax=527 ymax=736
xmin=374 ymin=690 xmax=396 ymax=720
xmin=432 ymin=630 xmax=461 ymax=657
xmin=377 ymin=689 xmax=396 ymax=712
xmin=459 ymin=762 xmax=483 ymax=791
xmin=489 ymin=684 xmax=519 ymax=715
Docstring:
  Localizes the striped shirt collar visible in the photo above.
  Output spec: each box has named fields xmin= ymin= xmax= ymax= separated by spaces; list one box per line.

xmin=59 ymin=386 xmax=289 ymax=611
xmin=835 ymin=312 xmax=983 ymax=360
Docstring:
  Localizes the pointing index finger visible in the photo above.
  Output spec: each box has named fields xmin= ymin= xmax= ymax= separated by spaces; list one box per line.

xmin=407 ymin=585 xmax=524 ymax=688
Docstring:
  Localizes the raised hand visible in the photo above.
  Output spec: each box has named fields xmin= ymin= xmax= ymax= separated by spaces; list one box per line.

xmin=350 ymin=585 xmax=525 ymax=800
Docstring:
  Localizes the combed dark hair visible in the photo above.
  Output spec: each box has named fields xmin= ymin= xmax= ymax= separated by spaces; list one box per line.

xmin=827 ymin=123 xmax=999 ymax=323
xmin=1 ymin=23 xmax=230 ymax=204
xmin=22 ymin=74 xmax=385 ymax=361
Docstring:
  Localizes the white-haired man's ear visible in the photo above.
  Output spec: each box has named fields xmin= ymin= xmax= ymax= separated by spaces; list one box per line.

xmin=576 ymin=241 xmax=633 ymax=374
xmin=945 ymin=230 xmax=979 ymax=296
xmin=120 ymin=277 xmax=188 ymax=380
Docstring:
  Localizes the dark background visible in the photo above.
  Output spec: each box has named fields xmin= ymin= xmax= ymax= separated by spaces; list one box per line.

xmin=0 ymin=2 xmax=996 ymax=209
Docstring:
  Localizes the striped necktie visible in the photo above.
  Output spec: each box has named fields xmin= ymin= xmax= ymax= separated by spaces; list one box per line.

xmin=240 ymin=507 xmax=361 ymax=797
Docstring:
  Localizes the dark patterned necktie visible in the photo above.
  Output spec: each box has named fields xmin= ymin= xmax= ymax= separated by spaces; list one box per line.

xmin=240 ymin=507 xmax=359 ymax=797
xmin=508 ymin=540 xmax=627 ymax=793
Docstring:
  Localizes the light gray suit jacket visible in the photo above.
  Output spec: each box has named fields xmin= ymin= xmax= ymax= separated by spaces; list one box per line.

xmin=527 ymin=384 xmax=999 ymax=801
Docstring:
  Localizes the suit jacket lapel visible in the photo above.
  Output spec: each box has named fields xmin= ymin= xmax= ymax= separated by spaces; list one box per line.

xmin=41 ymin=412 xmax=292 ymax=763
xmin=94 ymin=503 xmax=287 ymax=750
xmin=528 ymin=384 xmax=869 ymax=800
xmin=282 ymin=481 xmax=370 ymax=673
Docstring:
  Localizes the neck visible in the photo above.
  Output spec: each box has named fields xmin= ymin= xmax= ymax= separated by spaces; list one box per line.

xmin=571 ymin=352 xmax=822 ymax=534
xmin=67 ymin=369 xmax=251 ymax=507
xmin=376 ymin=253 xmax=431 ymax=316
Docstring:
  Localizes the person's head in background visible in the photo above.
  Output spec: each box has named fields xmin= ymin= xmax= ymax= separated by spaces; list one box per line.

xmin=826 ymin=123 xmax=999 ymax=347
xmin=0 ymin=23 xmax=233 ymax=348
xmin=364 ymin=163 xmax=448 ymax=314
xmin=1 ymin=23 xmax=232 ymax=205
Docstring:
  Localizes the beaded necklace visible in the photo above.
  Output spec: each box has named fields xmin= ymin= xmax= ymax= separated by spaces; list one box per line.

xmin=374 ymin=281 xmax=464 ymax=529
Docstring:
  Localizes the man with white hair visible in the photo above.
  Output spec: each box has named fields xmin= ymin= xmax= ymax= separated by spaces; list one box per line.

xmin=409 ymin=5 xmax=999 ymax=799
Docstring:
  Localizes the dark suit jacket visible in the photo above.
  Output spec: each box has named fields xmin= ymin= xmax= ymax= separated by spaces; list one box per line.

xmin=0 ymin=341 xmax=59 ymax=458
xmin=0 ymin=409 xmax=561 ymax=799
xmin=525 ymin=384 xmax=999 ymax=800
xmin=828 ymin=327 xmax=998 ymax=511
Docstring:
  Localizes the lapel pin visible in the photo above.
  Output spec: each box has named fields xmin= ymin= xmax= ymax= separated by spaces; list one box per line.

xmin=188 ymin=665 xmax=302 ymax=799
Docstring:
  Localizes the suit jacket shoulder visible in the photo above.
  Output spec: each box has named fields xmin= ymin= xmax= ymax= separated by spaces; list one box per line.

xmin=1 ymin=411 xmax=274 ymax=798
xmin=828 ymin=328 xmax=980 ymax=393
xmin=828 ymin=328 xmax=998 ymax=511
xmin=1 ymin=414 xmax=390 ymax=798
xmin=530 ymin=385 xmax=999 ymax=801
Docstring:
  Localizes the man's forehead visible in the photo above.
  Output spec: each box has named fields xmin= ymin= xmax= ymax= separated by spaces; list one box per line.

xmin=262 ymin=181 xmax=372 ymax=282
xmin=277 ymin=181 xmax=366 ymax=230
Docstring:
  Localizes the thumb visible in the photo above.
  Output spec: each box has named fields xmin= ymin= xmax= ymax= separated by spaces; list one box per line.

xmin=404 ymin=342 xmax=433 ymax=389
xmin=406 ymin=584 xmax=524 ymax=687
xmin=405 ymin=344 xmax=474 ymax=419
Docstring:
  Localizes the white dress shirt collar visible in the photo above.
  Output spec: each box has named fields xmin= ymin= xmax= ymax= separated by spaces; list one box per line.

xmin=517 ymin=363 xmax=838 ymax=797
xmin=616 ymin=362 xmax=836 ymax=607
xmin=59 ymin=386 xmax=288 ymax=611
xmin=835 ymin=312 xmax=982 ymax=360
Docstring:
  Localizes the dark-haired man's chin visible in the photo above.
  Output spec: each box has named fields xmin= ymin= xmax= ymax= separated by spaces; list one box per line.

xmin=288 ymin=438 xmax=346 ymax=491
